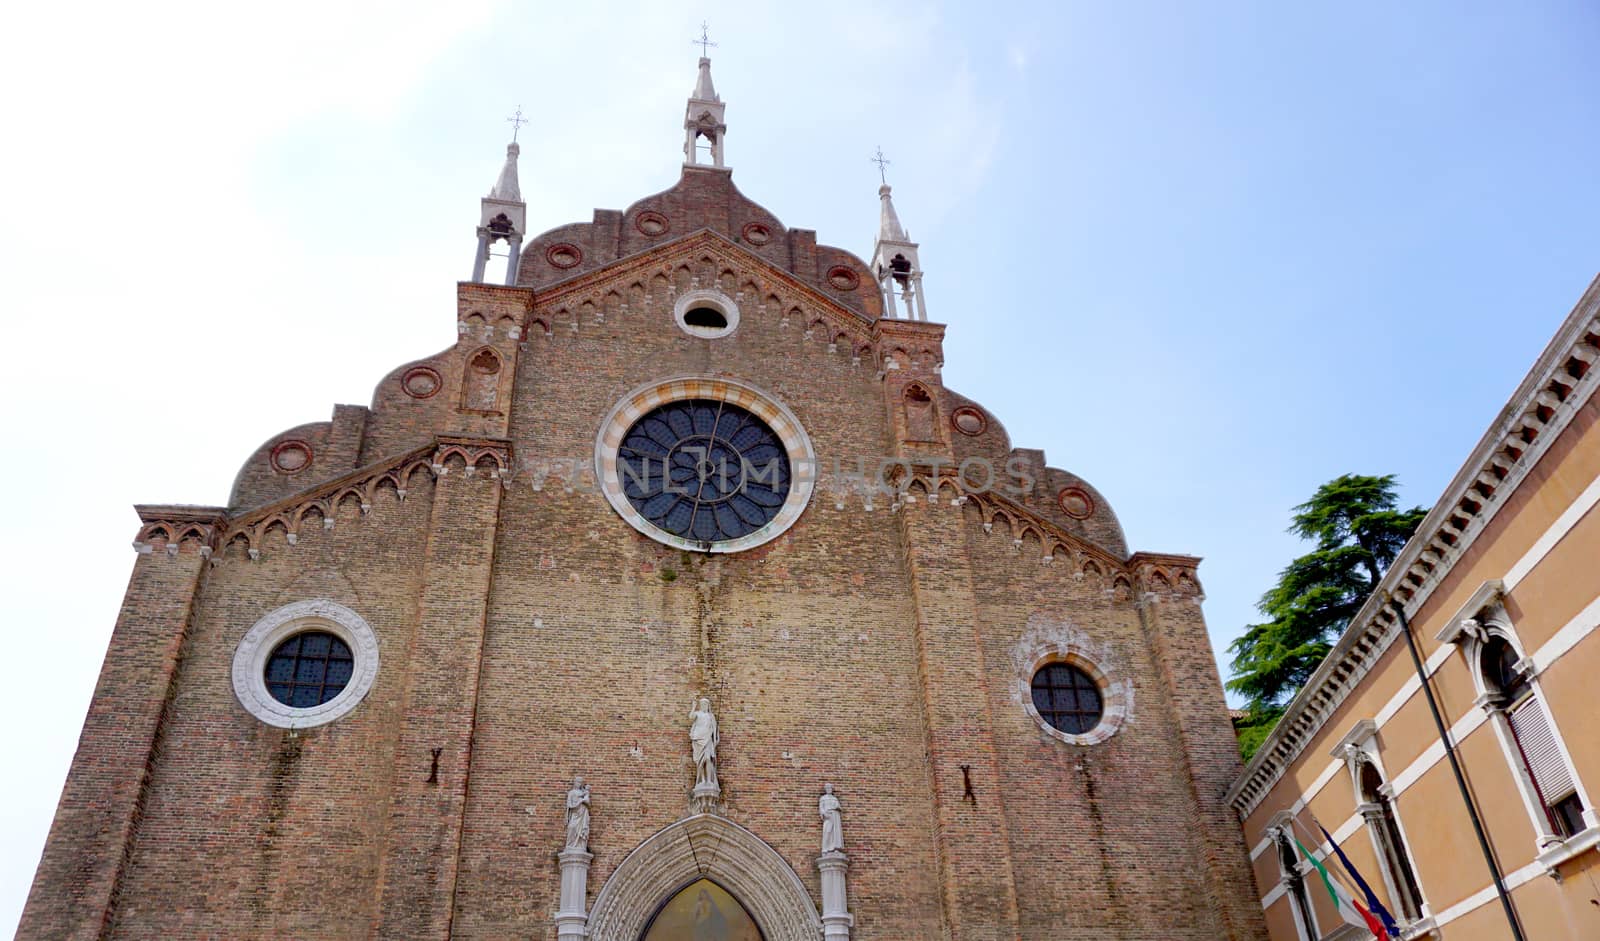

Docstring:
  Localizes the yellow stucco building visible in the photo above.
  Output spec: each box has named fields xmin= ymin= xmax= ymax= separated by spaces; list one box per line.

xmin=1230 ymin=275 xmax=1600 ymax=940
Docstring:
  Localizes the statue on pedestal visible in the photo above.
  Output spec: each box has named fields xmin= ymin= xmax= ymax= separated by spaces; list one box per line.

xmin=819 ymin=783 xmax=844 ymax=853
xmin=564 ymin=775 xmax=591 ymax=851
xmin=689 ymin=697 xmax=720 ymax=790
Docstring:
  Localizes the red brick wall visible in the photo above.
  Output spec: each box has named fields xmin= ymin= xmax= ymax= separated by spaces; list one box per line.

xmin=20 ymin=169 xmax=1265 ymax=941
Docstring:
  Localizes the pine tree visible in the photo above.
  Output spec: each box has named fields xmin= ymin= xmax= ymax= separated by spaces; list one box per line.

xmin=1227 ymin=474 xmax=1427 ymax=758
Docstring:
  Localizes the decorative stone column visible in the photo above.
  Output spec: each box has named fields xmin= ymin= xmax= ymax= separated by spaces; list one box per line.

xmin=555 ymin=848 xmax=593 ymax=941
xmin=817 ymin=851 xmax=852 ymax=940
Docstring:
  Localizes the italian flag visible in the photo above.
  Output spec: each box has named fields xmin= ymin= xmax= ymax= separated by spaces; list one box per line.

xmin=1292 ymin=836 xmax=1388 ymax=939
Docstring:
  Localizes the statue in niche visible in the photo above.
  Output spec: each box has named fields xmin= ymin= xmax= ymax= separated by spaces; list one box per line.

xmin=564 ymin=775 xmax=590 ymax=851
xmin=819 ymin=783 xmax=844 ymax=853
xmin=689 ymin=697 xmax=720 ymax=790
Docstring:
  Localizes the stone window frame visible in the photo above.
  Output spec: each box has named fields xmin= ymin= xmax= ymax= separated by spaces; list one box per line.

xmin=1266 ymin=812 xmax=1321 ymax=941
xmin=231 ymin=599 xmax=380 ymax=729
xmin=595 ymin=376 xmax=816 ymax=554
xmin=1015 ymin=642 xmax=1129 ymax=746
xmin=673 ymin=288 xmax=740 ymax=339
xmin=1438 ymin=581 xmax=1599 ymax=865
xmin=1330 ymin=720 xmax=1432 ymax=930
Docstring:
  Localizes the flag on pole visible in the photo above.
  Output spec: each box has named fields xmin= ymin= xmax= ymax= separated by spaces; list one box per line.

xmin=1291 ymin=835 xmax=1388 ymax=940
xmin=1319 ymin=823 xmax=1402 ymax=938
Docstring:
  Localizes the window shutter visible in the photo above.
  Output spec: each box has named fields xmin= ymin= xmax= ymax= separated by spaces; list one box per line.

xmin=1509 ymin=695 xmax=1575 ymax=801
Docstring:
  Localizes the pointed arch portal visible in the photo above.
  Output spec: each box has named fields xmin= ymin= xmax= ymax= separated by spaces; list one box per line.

xmin=586 ymin=814 xmax=820 ymax=941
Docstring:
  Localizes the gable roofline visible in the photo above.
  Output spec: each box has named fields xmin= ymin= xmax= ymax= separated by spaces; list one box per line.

xmin=529 ymin=227 xmax=879 ymax=343
xmin=1227 ymin=273 xmax=1600 ymax=817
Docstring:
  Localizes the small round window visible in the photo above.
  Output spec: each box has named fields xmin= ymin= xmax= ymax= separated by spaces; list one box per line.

xmin=1030 ymin=663 xmax=1103 ymax=735
xmin=673 ymin=289 xmax=739 ymax=338
xmin=265 ymin=631 xmax=355 ymax=707
xmin=683 ymin=306 xmax=728 ymax=330
xmin=232 ymin=599 xmax=380 ymax=729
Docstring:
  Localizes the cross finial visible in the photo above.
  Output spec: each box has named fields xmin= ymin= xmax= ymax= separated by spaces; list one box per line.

xmin=692 ymin=21 xmax=717 ymax=56
xmin=506 ymin=105 xmax=529 ymax=143
xmin=871 ymin=145 xmax=892 ymax=185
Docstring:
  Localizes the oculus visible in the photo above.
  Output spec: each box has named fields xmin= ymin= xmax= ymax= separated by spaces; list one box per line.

xmin=1057 ymin=487 xmax=1094 ymax=520
xmin=1016 ymin=641 xmax=1128 ymax=746
xmin=264 ymin=630 xmax=354 ymax=708
xmin=400 ymin=365 xmax=443 ymax=399
xmin=740 ymin=221 xmax=772 ymax=245
xmin=950 ymin=405 xmax=987 ymax=436
xmin=547 ymin=243 xmax=583 ymax=269
xmin=825 ymin=265 xmax=861 ymax=291
xmin=231 ymin=599 xmax=380 ymax=729
xmin=618 ymin=399 xmax=789 ymax=545
xmin=269 ymin=439 xmax=313 ymax=474
xmin=635 ymin=211 xmax=670 ymax=237
xmin=596 ymin=378 xmax=816 ymax=553
xmin=673 ymin=289 xmax=740 ymax=339
xmin=1030 ymin=662 xmax=1103 ymax=735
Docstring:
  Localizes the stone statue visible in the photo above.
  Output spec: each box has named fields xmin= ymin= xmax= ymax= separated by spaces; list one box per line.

xmin=564 ymin=775 xmax=590 ymax=851
xmin=819 ymin=783 xmax=844 ymax=853
xmin=689 ymin=697 xmax=719 ymax=790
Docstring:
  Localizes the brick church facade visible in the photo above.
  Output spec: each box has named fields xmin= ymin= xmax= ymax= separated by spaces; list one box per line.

xmin=20 ymin=57 xmax=1267 ymax=940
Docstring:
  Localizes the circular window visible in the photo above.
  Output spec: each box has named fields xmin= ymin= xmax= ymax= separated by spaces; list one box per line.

xmin=1058 ymin=487 xmax=1094 ymax=520
xmin=618 ymin=399 xmax=789 ymax=544
xmin=951 ymin=406 xmax=987 ymax=436
xmin=741 ymin=222 xmax=772 ymax=245
xmin=547 ymin=243 xmax=583 ymax=269
xmin=596 ymin=377 xmax=816 ymax=553
xmin=673 ymin=289 xmax=740 ymax=339
xmin=636 ymin=211 xmax=670 ymax=237
xmin=264 ymin=631 xmax=354 ymax=707
xmin=1030 ymin=663 xmax=1103 ymax=735
xmin=270 ymin=440 xmax=313 ymax=475
xmin=825 ymin=265 xmax=861 ymax=291
xmin=400 ymin=365 xmax=442 ymax=399
xmin=232 ymin=600 xmax=379 ymax=729
xmin=683 ymin=307 xmax=727 ymax=330
xmin=1016 ymin=642 xmax=1128 ymax=745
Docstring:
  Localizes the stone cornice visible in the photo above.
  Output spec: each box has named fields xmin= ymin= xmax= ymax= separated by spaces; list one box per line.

xmin=209 ymin=436 xmax=515 ymax=559
xmin=529 ymin=229 xmax=877 ymax=347
xmin=432 ymin=436 xmax=513 ymax=476
xmin=132 ymin=505 xmax=227 ymax=555
xmin=894 ymin=463 xmax=1201 ymax=598
xmin=873 ymin=319 xmax=947 ymax=372
xmin=1227 ymin=274 xmax=1600 ymax=817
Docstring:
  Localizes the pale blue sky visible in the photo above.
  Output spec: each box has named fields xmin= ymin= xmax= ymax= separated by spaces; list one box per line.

xmin=2 ymin=1 xmax=1597 ymax=932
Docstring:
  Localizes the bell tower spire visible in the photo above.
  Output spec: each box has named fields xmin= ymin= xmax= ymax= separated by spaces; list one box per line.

xmin=683 ymin=23 xmax=727 ymax=168
xmin=471 ymin=107 xmax=528 ymax=285
xmin=869 ymin=148 xmax=926 ymax=320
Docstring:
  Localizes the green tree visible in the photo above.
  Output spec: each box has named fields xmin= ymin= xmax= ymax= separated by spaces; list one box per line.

xmin=1227 ymin=474 xmax=1427 ymax=759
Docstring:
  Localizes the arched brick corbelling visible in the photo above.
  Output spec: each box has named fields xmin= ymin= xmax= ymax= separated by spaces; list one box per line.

xmin=586 ymin=815 xmax=821 ymax=941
